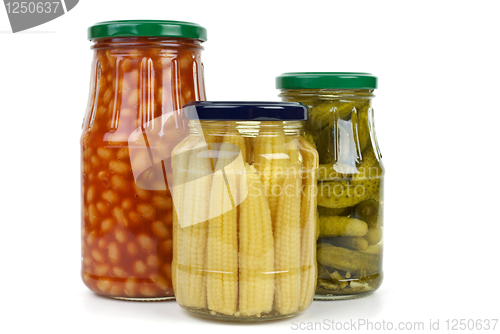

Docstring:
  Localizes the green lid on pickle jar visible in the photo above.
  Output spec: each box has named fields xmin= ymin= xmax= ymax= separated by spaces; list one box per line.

xmin=88 ymin=20 xmax=207 ymax=41
xmin=276 ymin=72 xmax=377 ymax=90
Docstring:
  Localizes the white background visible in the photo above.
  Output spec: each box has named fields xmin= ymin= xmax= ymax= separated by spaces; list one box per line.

xmin=1 ymin=0 xmax=499 ymax=333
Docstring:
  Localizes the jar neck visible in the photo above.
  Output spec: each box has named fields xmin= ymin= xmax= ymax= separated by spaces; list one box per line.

xmin=91 ymin=37 xmax=204 ymax=51
xmin=82 ymin=36 xmax=206 ymax=138
xmin=189 ymin=120 xmax=303 ymax=137
xmin=279 ymin=89 xmax=374 ymax=100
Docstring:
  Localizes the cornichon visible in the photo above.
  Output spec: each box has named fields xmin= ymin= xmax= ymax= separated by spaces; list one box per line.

xmin=317 ymin=179 xmax=379 ymax=208
xmin=365 ymin=227 xmax=382 ymax=245
xmin=322 ymin=236 xmax=369 ymax=251
xmin=362 ymin=244 xmax=382 ymax=255
xmin=352 ymin=104 xmax=369 ymax=154
xmin=309 ymin=100 xmax=368 ymax=132
xmin=318 ymin=163 xmax=351 ymax=181
xmin=317 ymin=206 xmax=350 ymax=216
xmin=319 ymin=216 xmax=368 ymax=237
xmin=354 ymin=200 xmax=379 ymax=227
xmin=317 ymin=245 xmax=380 ymax=275
xmin=315 ymin=128 xmax=336 ymax=164
xmin=317 ymin=149 xmax=381 ymax=208
xmin=349 ymin=149 xmax=381 ymax=186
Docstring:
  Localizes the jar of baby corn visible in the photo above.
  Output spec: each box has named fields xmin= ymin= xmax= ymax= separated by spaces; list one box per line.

xmin=171 ymin=102 xmax=318 ymax=321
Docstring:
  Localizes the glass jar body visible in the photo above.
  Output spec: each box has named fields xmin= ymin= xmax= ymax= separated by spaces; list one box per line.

xmin=280 ymin=89 xmax=384 ymax=300
xmin=80 ymin=37 xmax=206 ymax=300
xmin=171 ymin=121 xmax=318 ymax=321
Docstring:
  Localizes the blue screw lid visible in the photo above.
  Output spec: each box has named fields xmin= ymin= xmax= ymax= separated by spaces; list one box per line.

xmin=183 ymin=101 xmax=308 ymax=121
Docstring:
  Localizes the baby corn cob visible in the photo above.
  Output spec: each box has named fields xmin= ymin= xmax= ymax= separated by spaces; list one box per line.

xmin=254 ymin=126 xmax=288 ymax=222
xmin=217 ymin=130 xmax=247 ymax=206
xmin=286 ymin=137 xmax=301 ymax=166
xmin=206 ymin=136 xmax=244 ymax=315
xmin=177 ymin=141 xmax=214 ymax=308
xmin=298 ymin=137 xmax=318 ymax=310
xmin=171 ymin=136 xmax=199 ymax=304
xmin=274 ymin=165 xmax=302 ymax=315
xmin=238 ymin=164 xmax=275 ymax=316
xmin=220 ymin=130 xmax=247 ymax=167
xmin=303 ymin=131 xmax=316 ymax=151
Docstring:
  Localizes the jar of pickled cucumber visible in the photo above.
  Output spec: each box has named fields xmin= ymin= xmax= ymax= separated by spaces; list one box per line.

xmin=171 ymin=102 xmax=318 ymax=321
xmin=277 ymin=73 xmax=384 ymax=300
xmin=80 ymin=20 xmax=207 ymax=300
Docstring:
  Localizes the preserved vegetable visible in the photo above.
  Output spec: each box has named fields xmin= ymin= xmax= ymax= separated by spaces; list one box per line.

xmin=278 ymin=72 xmax=384 ymax=300
xmin=81 ymin=21 xmax=206 ymax=300
xmin=172 ymin=102 xmax=318 ymax=321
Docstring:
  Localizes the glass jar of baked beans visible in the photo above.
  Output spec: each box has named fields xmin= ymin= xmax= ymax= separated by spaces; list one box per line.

xmin=80 ymin=20 xmax=207 ymax=300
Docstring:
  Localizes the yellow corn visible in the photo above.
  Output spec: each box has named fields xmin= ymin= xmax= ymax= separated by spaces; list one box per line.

xmin=297 ymin=137 xmax=318 ymax=310
xmin=173 ymin=127 xmax=318 ymax=317
xmin=171 ymin=136 xmax=198 ymax=304
xmin=238 ymin=164 xmax=275 ymax=316
xmin=303 ymin=131 xmax=316 ymax=151
xmin=286 ymin=137 xmax=300 ymax=165
xmin=206 ymin=134 xmax=244 ymax=315
xmin=254 ymin=126 xmax=287 ymax=222
xmin=221 ymin=130 xmax=247 ymax=166
xmin=274 ymin=165 xmax=302 ymax=315
xmin=176 ymin=140 xmax=214 ymax=308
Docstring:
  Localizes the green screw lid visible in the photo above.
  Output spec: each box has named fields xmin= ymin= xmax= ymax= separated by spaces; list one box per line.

xmin=88 ymin=20 xmax=207 ymax=41
xmin=276 ymin=72 xmax=377 ymax=90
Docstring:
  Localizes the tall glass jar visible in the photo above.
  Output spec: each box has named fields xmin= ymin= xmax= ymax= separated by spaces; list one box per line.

xmin=170 ymin=102 xmax=318 ymax=321
xmin=80 ymin=20 xmax=207 ymax=300
xmin=277 ymin=73 xmax=384 ymax=300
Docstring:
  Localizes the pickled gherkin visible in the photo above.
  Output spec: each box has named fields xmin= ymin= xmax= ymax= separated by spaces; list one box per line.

xmin=354 ymin=200 xmax=379 ymax=227
xmin=317 ymin=206 xmax=350 ymax=216
xmin=365 ymin=227 xmax=382 ymax=245
xmin=317 ymin=149 xmax=381 ymax=209
xmin=319 ymin=216 xmax=367 ymax=237
xmin=278 ymin=72 xmax=383 ymax=300
xmin=320 ymin=236 xmax=369 ymax=251
xmin=317 ymin=245 xmax=380 ymax=275
xmin=309 ymin=100 xmax=368 ymax=133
